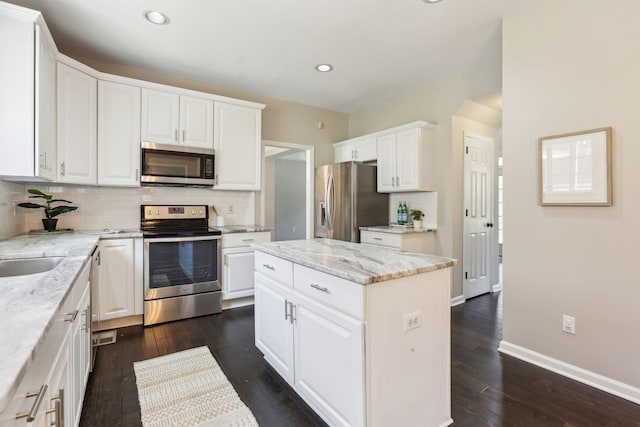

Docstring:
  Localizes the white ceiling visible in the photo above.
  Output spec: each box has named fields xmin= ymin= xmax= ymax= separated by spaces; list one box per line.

xmin=8 ymin=0 xmax=536 ymax=113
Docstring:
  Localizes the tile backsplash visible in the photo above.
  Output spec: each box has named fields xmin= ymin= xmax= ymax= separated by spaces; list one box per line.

xmin=19 ymin=185 xmax=255 ymax=232
xmin=0 ymin=181 xmax=25 ymax=239
xmin=388 ymin=192 xmax=438 ymax=227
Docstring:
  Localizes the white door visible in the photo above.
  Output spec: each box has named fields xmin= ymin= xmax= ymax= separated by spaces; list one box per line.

xmin=376 ymin=133 xmax=397 ymax=192
xmin=214 ymin=102 xmax=262 ymax=190
xmin=463 ymin=133 xmax=494 ymax=299
xmin=254 ymin=274 xmax=294 ymax=384
xmin=57 ymin=62 xmax=97 ymax=185
xmin=180 ymin=95 xmax=213 ymax=148
xmin=141 ymin=89 xmax=180 ymax=145
xmin=98 ymin=239 xmax=135 ymax=320
xmin=396 ymin=128 xmax=420 ymax=191
xmin=293 ymin=293 xmax=365 ymax=427
xmin=222 ymin=248 xmax=256 ymax=299
xmin=98 ymin=81 xmax=141 ymax=186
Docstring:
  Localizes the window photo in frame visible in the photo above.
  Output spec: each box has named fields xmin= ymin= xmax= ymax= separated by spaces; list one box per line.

xmin=539 ymin=127 xmax=612 ymax=206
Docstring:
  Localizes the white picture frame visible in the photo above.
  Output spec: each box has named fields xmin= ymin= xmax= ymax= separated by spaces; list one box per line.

xmin=539 ymin=127 xmax=612 ymax=206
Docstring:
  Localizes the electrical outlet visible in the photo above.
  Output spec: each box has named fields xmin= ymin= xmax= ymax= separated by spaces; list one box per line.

xmin=562 ymin=315 xmax=575 ymax=334
xmin=227 ymin=204 xmax=234 ymax=214
xmin=403 ymin=311 xmax=421 ymax=332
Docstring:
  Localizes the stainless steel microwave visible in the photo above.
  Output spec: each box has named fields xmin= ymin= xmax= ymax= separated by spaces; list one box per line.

xmin=141 ymin=143 xmax=215 ymax=187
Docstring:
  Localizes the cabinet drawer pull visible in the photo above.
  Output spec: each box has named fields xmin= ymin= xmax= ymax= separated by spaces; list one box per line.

xmin=373 ymin=237 xmax=383 ymax=241
xmin=65 ymin=309 xmax=79 ymax=323
xmin=16 ymin=384 xmax=48 ymax=421
xmin=242 ymin=239 xmax=254 ymax=242
xmin=310 ymin=283 xmax=329 ymax=293
xmin=263 ymin=264 xmax=275 ymax=271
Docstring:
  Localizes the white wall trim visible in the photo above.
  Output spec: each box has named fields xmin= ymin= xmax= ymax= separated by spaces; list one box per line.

xmin=451 ymin=295 xmax=466 ymax=307
xmin=498 ymin=341 xmax=640 ymax=405
xmin=492 ymin=283 xmax=502 ymax=293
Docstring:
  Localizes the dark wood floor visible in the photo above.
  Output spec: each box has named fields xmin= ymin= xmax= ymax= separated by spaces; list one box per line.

xmin=80 ymin=293 xmax=640 ymax=426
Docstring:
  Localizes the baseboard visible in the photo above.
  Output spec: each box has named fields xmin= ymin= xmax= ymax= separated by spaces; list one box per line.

xmin=492 ymin=283 xmax=502 ymax=292
xmin=498 ymin=341 xmax=640 ymax=405
xmin=222 ymin=296 xmax=255 ymax=310
xmin=450 ymin=295 xmax=466 ymax=307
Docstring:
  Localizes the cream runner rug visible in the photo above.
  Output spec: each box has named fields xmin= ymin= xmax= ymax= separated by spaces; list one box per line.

xmin=134 ymin=346 xmax=259 ymax=427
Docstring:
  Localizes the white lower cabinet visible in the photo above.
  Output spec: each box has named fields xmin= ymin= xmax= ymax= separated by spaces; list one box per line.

xmin=96 ymin=238 xmax=135 ymax=321
xmin=0 ymin=256 xmax=91 ymax=427
xmin=221 ymin=232 xmax=271 ymax=300
xmin=255 ymin=250 xmax=452 ymax=427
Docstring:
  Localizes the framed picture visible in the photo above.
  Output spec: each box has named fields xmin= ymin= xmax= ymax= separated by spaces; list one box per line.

xmin=539 ymin=127 xmax=612 ymax=206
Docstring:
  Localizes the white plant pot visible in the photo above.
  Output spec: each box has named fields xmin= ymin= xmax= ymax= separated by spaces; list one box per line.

xmin=413 ymin=220 xmax=423 ymax=229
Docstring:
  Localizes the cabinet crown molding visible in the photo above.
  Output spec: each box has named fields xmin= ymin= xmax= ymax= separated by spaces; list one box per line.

xmin=335 ymin=120 xmax=437 ymax=146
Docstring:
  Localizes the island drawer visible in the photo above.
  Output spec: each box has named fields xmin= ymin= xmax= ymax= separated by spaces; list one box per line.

xmin=360 ymin=230 xmax=402 ymax=249
xmin=255 ymin=251 xmax=293 ymax=287
xmin=293 ymin=264 xmax=364 ymax=319
xmin=223 ymin=232 xmax=271 ymax=248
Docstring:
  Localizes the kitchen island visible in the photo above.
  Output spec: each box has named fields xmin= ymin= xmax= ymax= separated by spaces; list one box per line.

xmin=253 ymin=238 xmax=457 ymax=427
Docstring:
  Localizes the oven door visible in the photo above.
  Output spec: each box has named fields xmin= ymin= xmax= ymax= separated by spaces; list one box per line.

xmin=144 ymin=235 xmax=221 ymax=301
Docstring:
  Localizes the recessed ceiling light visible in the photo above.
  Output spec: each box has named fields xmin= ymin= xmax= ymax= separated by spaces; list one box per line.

xmin=315 ymin=64 xmax=333 ymax=72
xmin=144 ymin=10 xmax=170 ymax=25
xmin=422 ymin=0 xmax=443 ymax=3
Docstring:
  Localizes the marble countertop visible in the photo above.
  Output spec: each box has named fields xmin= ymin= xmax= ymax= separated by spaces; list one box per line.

xmin=214 ymin=225 xmax=272 ymax=234
xmin=0 ymin=233 xmax=101 ymax=412
xmin=254 ymin=238 xmax=456 ymax=285
xmin=360 ymin=225 xmax=437 ymax=234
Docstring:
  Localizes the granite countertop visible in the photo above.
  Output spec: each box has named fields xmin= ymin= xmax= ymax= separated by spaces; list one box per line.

xmin=254 ymin=238 xmax=456 ymax=285
xmin=0 ymin=232 xmax=104 ymax=412
xmin=359 ymin=225 xmax=437 ymax=234
xmin=214 ymin=225 xmax=273 ymax=234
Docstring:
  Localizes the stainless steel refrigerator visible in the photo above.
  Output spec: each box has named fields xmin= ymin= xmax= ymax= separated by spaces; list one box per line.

xmin=315 ymin=162 xmax=389 ymax=242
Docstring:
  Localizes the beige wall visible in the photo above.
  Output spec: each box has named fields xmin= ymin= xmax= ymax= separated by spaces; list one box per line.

xmin=348 ymin=51 xmax=502 ymax=297
xmin=503 ymin=0 xmax=640 ymax=389
xmin=78 ymin=58 xmax=349 ymax=166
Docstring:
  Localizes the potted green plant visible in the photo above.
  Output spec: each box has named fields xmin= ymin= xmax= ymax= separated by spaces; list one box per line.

xmin=17 ymin=189 xmax=78 ymax=232
xmin=410 ymin=209 xmax=424 ymax=229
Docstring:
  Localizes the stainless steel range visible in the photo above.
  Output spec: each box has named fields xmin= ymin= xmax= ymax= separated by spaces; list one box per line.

xmin=141 ymin=205 xmax=222 ymax=326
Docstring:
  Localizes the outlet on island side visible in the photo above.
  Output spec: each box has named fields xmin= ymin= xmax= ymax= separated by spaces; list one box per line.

xmin=403 ymin=311 xmax=421 ymax=332
xmin=562 ymin=314 xmax=576 ymax=334
xmin=227 ymin=204 xmax=234 ymax=214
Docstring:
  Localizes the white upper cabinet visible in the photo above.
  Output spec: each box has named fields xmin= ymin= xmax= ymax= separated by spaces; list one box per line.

xmin=141 ymin=89 xmax=213 ymax=149
xmin=140 ymin=89 xmax=179 ymax=145
xmin=57 ymin=62 xmax=97 ymax=185
xmin=97 ymin=81 xmax=141 ymax=187
xmin=0 ymin=6 xmax=57 ymax=181
xmin=180 ymin=95 xmax=214 ymax=148
xmin=214 ymin=102 xmax=262 ymax=190
xmin=333 ymin=136 xmax=377 ymax=163
xmin=376 ymin=122 xmax=436 ymax=192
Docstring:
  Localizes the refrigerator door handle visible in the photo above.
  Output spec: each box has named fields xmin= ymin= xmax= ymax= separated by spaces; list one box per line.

xmin=326 ymin=171 xmax=335 ymax=231
xmin=319 ymin=201 xmax=326 ymax=226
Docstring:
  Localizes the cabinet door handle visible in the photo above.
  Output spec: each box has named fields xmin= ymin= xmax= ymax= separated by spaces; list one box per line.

xmin=44 ymin=152 xmax=47 ymax=169
xmin=182 ymin=130 xmax=186 ymax=141
xmin=174 ymin=129 xmax=178 ymax=141
xmin=396 ymin=176 xmax=400 ymax=186
xmin=284 ymin=299 xmax=290 ymax=321
xmin=60 ymin=162 xmax=65 ymax=176
xmin=263 ymin=264 xmax=275 ymax=271
xmin=391 ymin=176 xmax=395 ymax=187
xmin=15 ymin=384 xmax=48 ymax=421
xmin=82 ymin=308 xmax=89 ymax=332
xmin=310 ymin=283 xmax=329 ymax=293
xmin=46 ymin=388 xmax=64 ymax=427
xmin=65 ymin=309 xmax=79 ymax=323
xmin=290 ymin=302 xmax=296 ymax=324
xmin=135 ymin=168 xmax=140 ymax=182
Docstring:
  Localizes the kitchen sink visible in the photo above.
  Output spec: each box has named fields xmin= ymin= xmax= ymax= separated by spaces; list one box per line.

xmin=0 ymin=256 xmax=64 ymax=278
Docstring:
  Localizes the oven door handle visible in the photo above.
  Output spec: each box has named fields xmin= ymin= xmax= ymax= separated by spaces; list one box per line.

xmin=144 ymin=235 xmax=221 ymax=243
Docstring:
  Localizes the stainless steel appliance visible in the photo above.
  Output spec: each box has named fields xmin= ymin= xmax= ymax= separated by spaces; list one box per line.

xmin=315 ymin=162 xmax=389 ymax=242
xmin=141 ymin=205 xmax=222 ymax=325
xmin=141 ymin=142 xmax=215 ymax=187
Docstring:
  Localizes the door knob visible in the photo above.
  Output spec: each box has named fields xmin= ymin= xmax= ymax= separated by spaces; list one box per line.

xmin=485 ymin=222 xmax=494 ymax=228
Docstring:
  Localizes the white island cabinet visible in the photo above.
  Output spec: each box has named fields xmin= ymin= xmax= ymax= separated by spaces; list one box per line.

xmin=254 ymin=239 xmax=456 ymax=427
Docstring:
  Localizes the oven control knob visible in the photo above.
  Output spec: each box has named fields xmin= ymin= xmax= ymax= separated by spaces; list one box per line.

xmin=199 ymin=210 xmax=203 ymax=215
xmin=147 ymin=209 xmax=152 ymax=215
xmin=192 ymin=210 xmax=196 ymax=215
xmin=156 ymin=209 xmax=160 ymax=215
